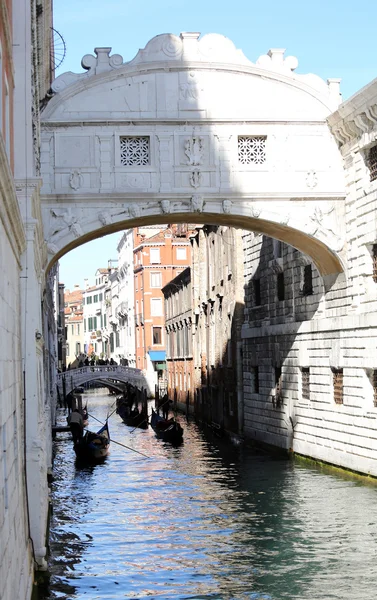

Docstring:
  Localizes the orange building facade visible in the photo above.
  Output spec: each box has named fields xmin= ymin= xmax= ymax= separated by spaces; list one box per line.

xmin=133 ymin=225 xmax=193 ymax=381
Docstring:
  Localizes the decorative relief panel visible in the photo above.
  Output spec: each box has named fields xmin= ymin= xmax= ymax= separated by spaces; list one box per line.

xmin=55 ymin=136 xmax=93 ymax=168
xmin=116 ymin=173 xmax=151 ymax=190
xmin=120 ymin=137 xmax=150 ymax=166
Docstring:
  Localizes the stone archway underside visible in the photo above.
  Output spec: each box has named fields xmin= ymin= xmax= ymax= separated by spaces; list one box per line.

xmin=41 ymin=32 xmax=346 ymax=280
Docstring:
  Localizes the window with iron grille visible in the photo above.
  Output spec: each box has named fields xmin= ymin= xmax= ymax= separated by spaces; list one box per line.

xmin=238 ymin=136 xmax=266 ymax=165
xmin=373 ymin=244 xmax=377 ymax=283
xmin=301 ymin=367 xmax=310 ymax=400
xmin=277 ymin=272 xmax=285 ymax=301
xmin=332 ymin=368 xmax=343 ymax=404
xmin=253 ymin=278 xmax=261 ymax=305
xmin=373 ymin=370 xmax=377 ymax=407
xmin=369 ymin=145 xmax=377 ymax=182
xmin=302 ymin=264 xmax=313 ymax=296
xmin=251 ymin=366 xmax=259 ymax=394
xmin=275 ymin=367 xmax=282 ymax=398
xmin=120 ymin=136 xmax=150 ymax=166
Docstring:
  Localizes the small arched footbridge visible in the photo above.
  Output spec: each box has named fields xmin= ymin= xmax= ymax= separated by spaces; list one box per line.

xmin=57 ymin=365 xmax=152 ymax=397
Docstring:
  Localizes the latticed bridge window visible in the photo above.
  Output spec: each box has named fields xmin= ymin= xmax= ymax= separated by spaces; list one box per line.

xmin=369 ymin=145 xmax=377 ymax=182
xmin=332 ymin=368 xmax=343 ymax=405
xmin=238 ymin=136 xmax=266 ymax=165
xmin=120 ymin=136 xmax=150 ymax=166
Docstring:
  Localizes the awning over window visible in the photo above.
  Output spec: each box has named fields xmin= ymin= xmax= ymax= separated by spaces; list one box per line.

xmin=148 ymin=350 xmax=166 ymax=361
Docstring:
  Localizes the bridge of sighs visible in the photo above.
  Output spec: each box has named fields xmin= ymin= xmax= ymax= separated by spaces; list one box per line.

xmin=41 ymin=32 xmax=346 ymax=286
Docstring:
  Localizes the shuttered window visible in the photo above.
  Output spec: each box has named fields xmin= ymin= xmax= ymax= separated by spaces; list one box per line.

xmin=333 ymin=368 xmax=343 ymax=404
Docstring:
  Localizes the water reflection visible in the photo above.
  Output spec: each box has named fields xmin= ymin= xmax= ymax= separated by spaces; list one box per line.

xmin=38 ymin=390 xmax=377 ymax=600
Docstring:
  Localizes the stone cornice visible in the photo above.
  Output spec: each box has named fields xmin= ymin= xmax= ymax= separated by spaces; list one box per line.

xmin=328 ymin=78 xmax=377 ymax=149
xmin=0 ymin=139 xmax=26 ymax=261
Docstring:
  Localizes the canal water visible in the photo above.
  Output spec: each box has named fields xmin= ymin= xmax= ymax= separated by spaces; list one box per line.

xmin=37 ymin=389 xmax=377 ymax=600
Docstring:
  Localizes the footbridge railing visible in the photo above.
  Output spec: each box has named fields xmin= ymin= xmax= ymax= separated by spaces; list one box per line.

xmin=57 ymin=365 xmax=154 ymax=397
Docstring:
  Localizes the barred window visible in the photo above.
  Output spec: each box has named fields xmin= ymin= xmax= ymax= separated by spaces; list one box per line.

xmin=373 ymin=370 xmax=377 ymax=408
xmin=373 ymin=244 xmax=377 ymax=284
xmin=302 ymin=264 xmax=313 ymax=296
xmin=238 ymin=136 xmax=266 ymax=165
xmin=275 ymin=367 xmax=282 ymax=395
xmin=301 ymin=367 xmax=310 ymax=400
xmin=369 ymin=145 xmax=377 ymax=182
xmin=277 ymin=272 xmax=285 ymax=301
xmin=332 ymin=368 xmax=343 ymax=405
xmin=253 ymin=278 xmax=261 ymax=306
xmin=120 ymin=136 xmax=150 ymax=166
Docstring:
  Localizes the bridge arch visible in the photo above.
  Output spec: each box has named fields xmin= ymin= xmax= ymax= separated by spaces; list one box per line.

xmin=41 ymin=32 xmax=346 ymax=281
xmin=57 ymin=365 xmax=153 ymax=397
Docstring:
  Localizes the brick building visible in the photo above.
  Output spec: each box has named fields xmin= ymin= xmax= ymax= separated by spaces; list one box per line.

xmin=133 ymin=225 xmax=193 ymax=382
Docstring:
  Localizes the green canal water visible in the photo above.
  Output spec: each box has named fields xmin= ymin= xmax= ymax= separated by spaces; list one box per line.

xmin=36 ymin=390 xmax=377 ymax=600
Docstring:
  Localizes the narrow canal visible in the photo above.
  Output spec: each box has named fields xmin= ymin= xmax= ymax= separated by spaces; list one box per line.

xmin=37 ymin=390 xmax=377 ymax=600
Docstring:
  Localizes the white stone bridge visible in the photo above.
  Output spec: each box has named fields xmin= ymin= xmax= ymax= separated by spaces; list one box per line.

xmin=41 ymin=32 xmax=346 ymax=288
xmin=57 ymin=365 xmax=151 ymax=397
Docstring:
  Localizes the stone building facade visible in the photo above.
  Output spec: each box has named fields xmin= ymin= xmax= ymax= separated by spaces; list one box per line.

xmin=0 ymin=1 xmax=56 ymax=598
xmin=163 ymin=225 xmax=245 ymax=435
xmin=242 ymin=79 xmax=377 ymax=476
xmin=163 ymin=267 xmax=194 ymax=410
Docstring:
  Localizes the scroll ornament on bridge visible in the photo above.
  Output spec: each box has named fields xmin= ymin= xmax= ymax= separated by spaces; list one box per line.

xmin=51 ymin=47 xmax=124 ymax=93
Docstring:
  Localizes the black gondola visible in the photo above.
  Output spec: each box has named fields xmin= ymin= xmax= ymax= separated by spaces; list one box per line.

xmin=74 ymin=421 xmax=110 ymax=461
xmin=116 ymin=395 xmax=148 ymax=429
xmin=150 ymin=408 xmax=183 ymax=445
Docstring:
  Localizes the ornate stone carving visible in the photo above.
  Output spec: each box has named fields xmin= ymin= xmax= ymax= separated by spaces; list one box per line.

xmin=185 ymin=136 xmax=203 ymax=166
xmin=46 ymin=242 xmax=59 ymax=255
xmin=307 ymin=205 xmax=344 ymax=252
xmin=162 ymin=35 xmax=183 ymax=58
xmin=69 ymin=170 xmax=84 ymax=190
xmin=250 ymin=205 xmax=261 ymax=218
xmin=160 ymin=200 xmax=171 ymax=214
xmin=269 ymin=257 xmax=284 ymax=274
xmin=222 ymin=200 xmax=232 ymax=214
xmin=98 ymin=211 xmax=112 ymax=226
xmin=190 ymin=170 xmax=201 ymax=189
xmin=305 ymin=171 xmax=318 ymax=188
xmin=129 ymin=203 xmax=141 ymax=218
xmin=49 ymin=208 xmax=83 ymax=239
xmin=191 ymin=194 xmax=204 ymax=213
xmin=51 ymin=47 xmax=124 ymax=93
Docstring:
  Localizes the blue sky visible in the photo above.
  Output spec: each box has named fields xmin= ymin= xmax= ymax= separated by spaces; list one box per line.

xmin=56 ymin=0 xmax=376 ymax=289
